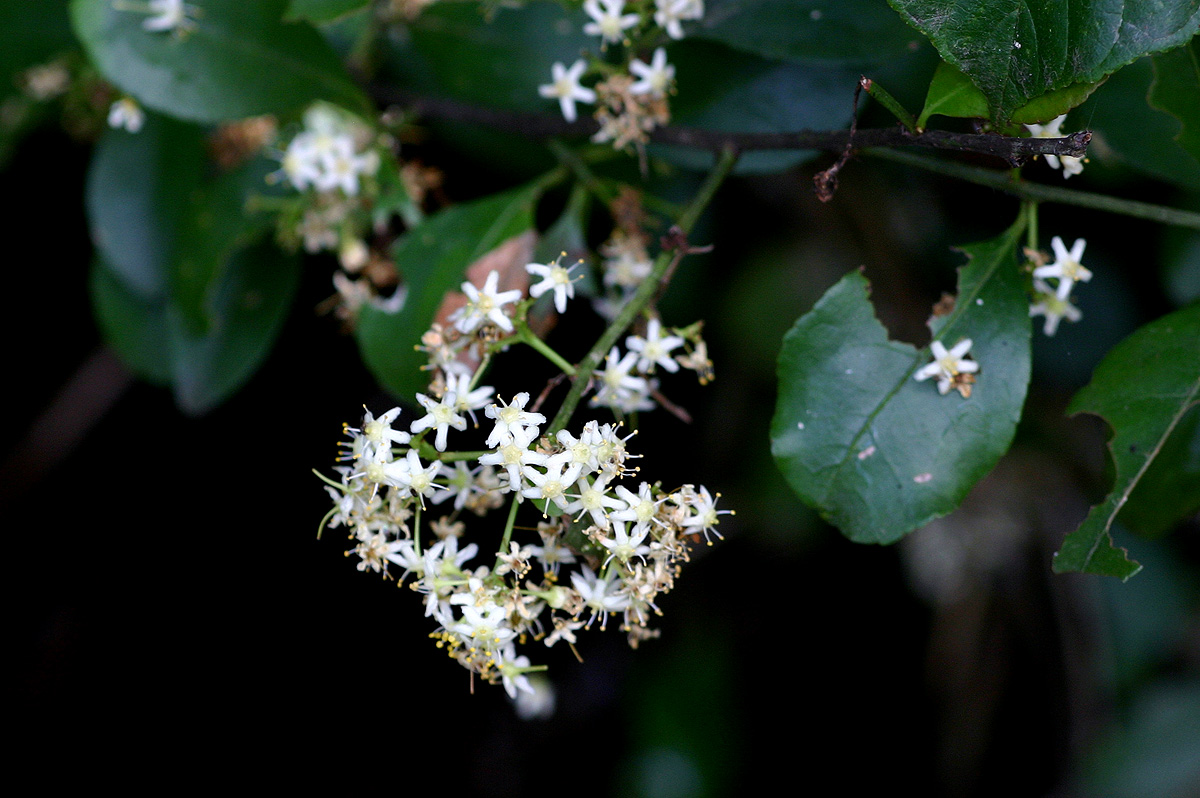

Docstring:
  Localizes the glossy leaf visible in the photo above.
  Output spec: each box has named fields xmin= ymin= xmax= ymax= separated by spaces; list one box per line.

xmin=86 ymin=115 xmax=205 ymax=301
xmin=1077 ymin=56 xmax=1200 ymax=190
xmin=1054 ymin=302 xmax=1200 ymax=579
xmin=71 ymin=0 xmax=367 ymax=123
xmin=771 ymin=222 xmax=1031 ymax=544
xmin=660 ymin=40 xmax=862 ymax=174
xmin=90 ymin=257 xmax=173 ymax=385
xmin=693 ymin=0 xmax=923 ymax=66
xmin=919 ymin=60 xmax=1102 ymax=127
xmin=356 ymin=184 xmax=542 ymax=400
xmin=1150 ymin=37 xmax=1200 ymax=169
xmin=888 ymin=0 xmax=1200 ymax=124
xmin=285 ymin=0 xmax=369 ymax=23
xmin=168 ymin=240 xmax=300 ymax=415
xmin=1118 ymin=404 xmax=1200 ymax=536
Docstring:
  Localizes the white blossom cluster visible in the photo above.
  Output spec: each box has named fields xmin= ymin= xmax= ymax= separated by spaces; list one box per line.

xmin=538 ymin=0 xmax=704 ymax=148
xmin=320 ymin=264 xmax=729 ymax=702
xmin=1029 ymin=236 xmax=1090 ymax=336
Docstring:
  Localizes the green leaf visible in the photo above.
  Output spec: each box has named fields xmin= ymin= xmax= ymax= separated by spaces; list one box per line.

xmin=1150 ymin=37 xmax=1200 ymax=169
xmin=87 ymin=111 xmax=296 ymax=413
xmin=0 ymin=1 xmax=74 ymax=82
xmin=71 ymin=0 xmax=367 ymax=123
xmin=90 ymin=257 xmax=173 ymax=385
xmin=770 ymin=222 xmax=1031 ymax=544
xmin=1077 ymin=56 xmax=1200 ymax=190
xmin=888 ymin=0 xmax=1200 ymax=124
xmin=86 ymin=114 xmax=205 ymax=301
xmin=356 ymin=184 xmax=542 ymax=400
xmin=1118 ymin=403 xmax=1200 ymax=536
xmin=917 ymin=61 xmax=989 ymax=128
xmin=693 ymin=0 xmax=923 ymax=66
xmin=1054 ymin=302 xmax=1200 ymax=579
xmin=657 ymin=40 xmax=863 ymax=174
xmin=285 ymin=0 xmax=369 ymax=23
xmin=168 ymin=239 xmax=300 ymax=415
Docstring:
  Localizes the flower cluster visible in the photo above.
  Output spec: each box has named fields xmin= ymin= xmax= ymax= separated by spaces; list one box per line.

xmin=1024 ymin=114 xmax=1085 ymax=179
xmin=539 ymin=0 xmax=703 ymax=149
xmin=320 ymin=260 xmax=729 ymax=703
xmin=1029 ymin=236 xmax=1090 ymax=336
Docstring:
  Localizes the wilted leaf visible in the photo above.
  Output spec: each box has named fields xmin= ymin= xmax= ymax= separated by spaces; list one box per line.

xmin=1054 ymin=302 xmax=1200 ymax=579
xmin=771 ymin=222 xmax=1030 ymax=544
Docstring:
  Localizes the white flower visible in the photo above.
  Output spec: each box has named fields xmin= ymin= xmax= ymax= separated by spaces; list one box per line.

xmin=314 ymin=135 xmax=377 ymax=196
xmin=654 ymin=0 xmax=703 ymax=39
xmin=107 ymin=98 xmax=144 ymax=133
xmin=597 ymin=519 xmax=652 ymax=566
xmin=1034 ymin=236 xmax=1091 ymax=300
xmin=526 ymin=258 xmax=581 ymax=314
xmin=677 ymin=485 xmax=730 ymax=542
xmin=142 ymin=0 xmax=196 ymax=33
xmin=522 ymin=458 xmax=580 ymax=514
xmin=451 ymin=603 xmax=515 ymax=650
xmin=1024 ymin=114 xmax=1084 ymax=178
xmin=1029 ymin=279 xmax=1082 ymax=335
xmin=570 ymin=567 xmax=630 ymax=629
xmin=629 ymin=48 xmax=675 ymax=97
xmin=485 ymin=392 xmax=546 ymax=449
xmin=511 ymin=673 xmax=556 ymax=720
xmin=410 ymin=391 xmax=468 ymax=452
xmin=450 ymin=270 xmax=523 ymax=334
xmin=591 ymin=346 xmax=650 ymax=408
xmin=626 ymin=318 xmax=684 ymax=373
xmin=914 ymin=338 xmax=979 ymax=396
xmin=565 ymin=473 xmax=623 ymax=529
xmin=538 ymin=60 xmax=596 ymax=123
xmin=583 ymin=0 xmax=640 ymax=44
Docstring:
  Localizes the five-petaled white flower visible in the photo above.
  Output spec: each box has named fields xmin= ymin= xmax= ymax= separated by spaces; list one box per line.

xmin=526 ymin=257 xmax=581 ymax=314
xmin=450 ymin=270 xmax=524 ymax=334
xmin=654 ymin=0 xmax=704 ymax=40
xmin=107 ymin=98 xmax=144 ymax=133
xmin=538 ymin=60 xmax=596 ymax=123
xmin=629 ymin=48 xmax=675 ymax=97
xmin=1029 ymin=279 xmax=1082 ymax=336
xmin=1035 ymin=236 xmax=1091 ymax=300
xmin=410 ymin=391 xmax=468 ymax=451
xmin=1024 ymin=114 xmax=1084 ymax=178
xmin=142 ymin=0 xmax=197 ymax=33
xmin=914 ymin=338 xmax=979 ymax=396
xmin=627 ymin=318 xmax=684 ymax=373
xmin=582 ymin=0 xmax=640 ymax=45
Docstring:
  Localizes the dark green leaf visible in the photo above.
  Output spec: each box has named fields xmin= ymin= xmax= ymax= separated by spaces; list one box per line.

xmin=86 ymin=114 xmax=205 ymax=301
xmin=888 ymin=0 xmax=1200 ymax=124
xmin=0 ymin=1 xmax=74 ymax=82
xmin=658 ymin=40 xmax=862 ymax=174
xmin=285 ymin=0 xmax=369 ymax=23
xmin=356 ymin=184 xmax=542 ymax=400
xmin=1054 ymin=302 xmax=1200 ymax=579
xmin=168 ymin=240 xmax=300 ymax=415
xmin=1078 ymin=57 xmax=1200 ymax=190
xmin=693 ymin=0 xmax=922 ymax=66
xmin=771 ymin=222 xmax=1031 ymax=544
xmin=398 ymin=1 xmax=591 ymax=113
xmin=1150 ymin=37 xmax=1200 ymax=169
xmin=71 ymin=0 xmax=367 ymax=123
xmin=1118 ymin=403 xmax=1200 ymax=536
xmin=90 ymin=257 xmax=173 ymax=384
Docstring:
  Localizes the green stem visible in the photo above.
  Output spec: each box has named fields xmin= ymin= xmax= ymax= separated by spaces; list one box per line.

xmin=493 ymin=493 xmax=522 ymax=571
xmin=547 ymin=146 xmax=740 ymax=435
xmin=437 ymin=449 xmax=490 ymax=462
xmin=867 ymin=148 xmax=1200 ymax=232
xmin=1025 ymin=200 xmax=1039 ymax=254
xmin=518 ymin=324 xmax=577 ymax=376
xmin=862 ymin=77 xmax=918 ymax=134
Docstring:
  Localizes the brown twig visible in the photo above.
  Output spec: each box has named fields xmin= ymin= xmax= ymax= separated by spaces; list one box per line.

xmin=378 ymin=86 xmax=1091 ymax=166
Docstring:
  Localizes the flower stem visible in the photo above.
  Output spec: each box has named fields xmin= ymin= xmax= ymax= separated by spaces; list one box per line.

xmin=518 ymin=324 xmax=577 ymax=376
xmin=547 ymin=146 xmax=740 ymax=435
xmin=494 ymin=493 xmax=523 ymax=571
xmin=867 ymin=148 xmax=1200 ymax=231
xmin=861 ymin=76 xmax=918 ymax=134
